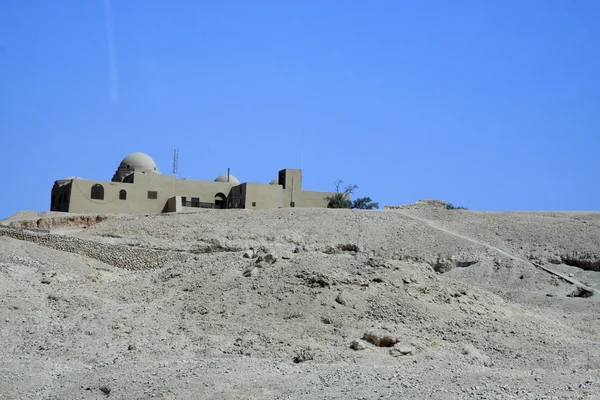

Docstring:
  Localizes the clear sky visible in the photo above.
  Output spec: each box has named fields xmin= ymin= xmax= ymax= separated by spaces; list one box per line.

xmin=1 ymin=1 xmax=598 ymax=219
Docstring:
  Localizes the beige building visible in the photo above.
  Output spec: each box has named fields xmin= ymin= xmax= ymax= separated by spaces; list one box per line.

xmin=51 ymin=152 xmax=336 ymax=214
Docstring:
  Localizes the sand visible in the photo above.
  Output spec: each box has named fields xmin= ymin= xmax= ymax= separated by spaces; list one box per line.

xmin=1 ymin=208 xmax=599 ymax=399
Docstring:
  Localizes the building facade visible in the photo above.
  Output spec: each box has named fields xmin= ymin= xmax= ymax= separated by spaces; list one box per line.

xmin=50 ymin=152 xmax=336 ymax=214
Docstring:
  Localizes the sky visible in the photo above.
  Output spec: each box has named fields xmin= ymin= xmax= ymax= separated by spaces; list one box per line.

xmin=0 ymin=1 xmax=598 ymax=218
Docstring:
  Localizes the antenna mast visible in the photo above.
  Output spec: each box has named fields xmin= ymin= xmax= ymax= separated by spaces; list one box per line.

xmin=172 ymin=149 xmax=179 ymax=176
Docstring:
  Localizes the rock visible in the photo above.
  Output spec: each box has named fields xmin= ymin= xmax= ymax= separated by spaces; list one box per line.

xmin=243 ymin=266 xmax=258 ymax=277
xmin=461 ymin=343 xmax=492 ymax=366
xmin=323 ymin=245 xmax=340 ymax=254
xmin=363 ymin=330 xmax=398 ymax=347
xmin=547 ymin=256 xmax=562 ymax=265
xmin=41 ymin=272 xmax=56 ymax=284
xmin=293 ymin=245 xmax=307 ymax=253
xmin=255 ymin=248 xmax=277 ymax=265
xmin=350 ymin=340 xmax=366 ymax=351
xmin=242 ymin=250 xmax=254 ymax=259
xmin=389 ymin=344 xmax=413 ymax=357
xmin=335 ymin=292 xmax=347 ymax=306
xmin=261 ymin=253 xmax=277 ymax=265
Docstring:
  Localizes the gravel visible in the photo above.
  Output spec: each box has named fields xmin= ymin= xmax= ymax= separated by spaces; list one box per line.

xmin=0 ymin=207 xmax=599 ymax=399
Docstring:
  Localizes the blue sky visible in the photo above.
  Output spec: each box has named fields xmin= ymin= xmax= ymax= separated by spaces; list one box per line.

xmin=1 ymin=1 xmax=598 ymax=218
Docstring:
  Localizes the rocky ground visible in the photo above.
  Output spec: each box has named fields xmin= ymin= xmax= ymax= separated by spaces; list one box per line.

xmin=1 ymin=208 xmax=599 ymax=399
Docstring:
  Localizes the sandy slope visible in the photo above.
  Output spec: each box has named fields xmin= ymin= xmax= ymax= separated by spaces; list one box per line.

xmin=1 ymin=208 xmax=599 ymax=399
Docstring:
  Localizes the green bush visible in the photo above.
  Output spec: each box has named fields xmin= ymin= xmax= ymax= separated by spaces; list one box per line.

xmin=352 ymin=197 xmax=379 ymax=210
xmin=327 ymin=180 xmax=378 ymax=209
xmin=327 ymin=192 xmax=352 ymax=209
xmin=446 ymin=202 xmax=468 ymax=210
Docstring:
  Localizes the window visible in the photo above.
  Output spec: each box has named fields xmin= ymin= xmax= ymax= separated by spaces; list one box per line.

xmin=91 ymin=184 xmax=104 ymax=200
xmin=252 ymin=202 xmax=256 ymax=207
xmin=119 ymin=189 xmax=127 ymax=200
xmin=290 ymin=201 xmax=295 ymax=207
xmin=147 ymin=191 xmax=158 ymax=199
xmin=191 ymin=197 xmax=200 ymax=207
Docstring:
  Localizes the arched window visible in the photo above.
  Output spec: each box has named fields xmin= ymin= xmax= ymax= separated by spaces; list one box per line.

xmin=119 ymin=189 xmax=127 ymax=200
xmin=91 ymin=184 xmax=104 ymax=200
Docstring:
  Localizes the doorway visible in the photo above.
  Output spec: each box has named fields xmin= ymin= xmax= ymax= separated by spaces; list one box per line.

xmin=214 ymin=193 xmax=227 ymax=209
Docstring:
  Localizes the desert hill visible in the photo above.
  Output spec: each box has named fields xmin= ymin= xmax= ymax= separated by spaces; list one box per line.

xmin=1 ymin=208 xmax=599 ymax=399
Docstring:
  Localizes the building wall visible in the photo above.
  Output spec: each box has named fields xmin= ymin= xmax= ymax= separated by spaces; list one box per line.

xmin=296 ymin=190 xmax=335 ymax=208
xmin=173 ymin=179 xmax=235 ymax=208
xmin=279 ymin=169 xmax=303 ymax=208
xmin=242 ymin=183 xmax=284 ymax=209
xmin=67 ymin=176 xmax=170 ymax=214
xmin=228 ymin=185 xmax=244 ymax=208
xmin=166 ymin=196 xmax=182 ymax=213
xmin=50 ymin=181 xmax=72 ymax=212
xmin=66 ymin=173 xmax=240 ymax=214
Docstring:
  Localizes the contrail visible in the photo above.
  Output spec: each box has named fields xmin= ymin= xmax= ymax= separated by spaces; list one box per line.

xmin=104 ymin=0 xmax=119 ymax=103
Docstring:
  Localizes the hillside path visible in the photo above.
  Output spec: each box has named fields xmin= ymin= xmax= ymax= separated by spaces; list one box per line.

xmin=396 ymin=211 xmax=598 ymax=295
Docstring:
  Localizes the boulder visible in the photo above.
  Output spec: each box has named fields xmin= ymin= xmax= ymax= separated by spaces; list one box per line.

xmin=261 ymin=253 xmax=277 ymax=265
xmin=350 ymin=340 xmax=366 ymax=351
xmin=389 ymin=343 xmax=413 ymax=357
xmin=363 ymin=330 xmax=398 ymax=347
xmin=335 ymin=292 xmax=347 ymax=306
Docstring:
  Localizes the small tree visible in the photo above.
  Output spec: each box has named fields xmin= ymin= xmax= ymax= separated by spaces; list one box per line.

xmin=327 ymin=180 xmax=378 ymax=209
xmin=327 ymin=180 xmax=357 ymax=209
xmin=352 ymin=197 xmax=379 ymax=210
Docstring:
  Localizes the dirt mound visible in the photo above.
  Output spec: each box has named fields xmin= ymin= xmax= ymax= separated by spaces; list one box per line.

xmin=1 ymin=208 xmax=599 ymax=398
xmin=1 ymin=212 xmax=117 ymax=230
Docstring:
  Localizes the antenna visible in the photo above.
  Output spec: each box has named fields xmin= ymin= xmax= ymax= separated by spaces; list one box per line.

xmin=172 ymin=149 xmax=179 ymax=176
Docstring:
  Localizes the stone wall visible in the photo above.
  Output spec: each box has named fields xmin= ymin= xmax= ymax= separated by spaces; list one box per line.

xmin=0 ymin=226 xmax=189 ymax=270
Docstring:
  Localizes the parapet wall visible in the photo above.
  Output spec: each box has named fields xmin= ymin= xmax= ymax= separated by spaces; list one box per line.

xmin=385 ymin=200 xmax=448 ymax=210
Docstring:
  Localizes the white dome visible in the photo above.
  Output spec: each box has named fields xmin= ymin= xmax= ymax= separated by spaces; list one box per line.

xmin=120 ymin=152 xmax=159 ymax=173
xmin=214 ymin=173 xmax=239 ymax=184
xmin=269 ymin=178 xmax=279 ymax=185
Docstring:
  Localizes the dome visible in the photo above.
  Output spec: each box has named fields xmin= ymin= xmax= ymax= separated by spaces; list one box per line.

xmin=269 ymin=178 xmax=279 ymax=185
xmin=214 ymin=173 xmax=240 ymax=184
xmin=119 ymin=152 xmax=159 ymax=173
xmin=112 ymin=152 xmax=160 ymax=182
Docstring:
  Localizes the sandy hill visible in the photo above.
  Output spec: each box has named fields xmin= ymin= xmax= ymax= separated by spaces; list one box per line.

xmin=1 ymin=208 xmax=599 ymax=399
